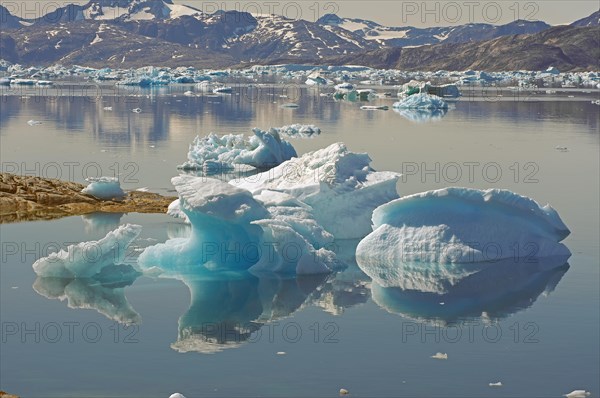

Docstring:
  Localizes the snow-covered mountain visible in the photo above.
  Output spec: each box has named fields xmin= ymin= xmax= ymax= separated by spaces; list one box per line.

xmin=1 ymin=1 xmax=598 ymax=69
xmin=316 ymin=13 xmax=551 ymax=47
xmin=31 ymin=0 xmax=203 ymax=24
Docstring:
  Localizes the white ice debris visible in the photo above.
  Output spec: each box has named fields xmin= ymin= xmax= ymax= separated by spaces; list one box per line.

xmin=169 ymin=394 xmax=187 ymax=398
xmin=339 ymin=388 xmax=350 ymax=395
xmin=178 ymin=128 xmax=297 ymax=171
xmin=132 ymin=108 xmax=142 ymax=113
xmin=564 ymin=391 xmax=591 ymax=398
xmin=431 ymin=352 xmax=448 ymax=360
xmin=356 ymin=187 xmax=571 ymax=264
xmin=489 ymin=382 xmax=503 ymax=387
xmin=32 ymin=224 xmax=141 ymax=278
xmin=360 ymin=105 xmax=389 ymax=110
xmin=81 ymin=176 xmax=126 ymax=200
xmin=27 ymin=120 xmax=42 ymax=126
xmin=393 ymin=93 xmax=449 ymax=110
xmin=232 ymin=142 xmax=400 ymax=239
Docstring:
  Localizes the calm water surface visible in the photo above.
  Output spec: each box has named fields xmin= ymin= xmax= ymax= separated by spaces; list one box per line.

xmin=1 ymin=84 xmax=599 ymax=397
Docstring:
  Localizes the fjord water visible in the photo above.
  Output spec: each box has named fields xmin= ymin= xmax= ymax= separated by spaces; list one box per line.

xmin=1 ymin=85 xmax=599 ymax=397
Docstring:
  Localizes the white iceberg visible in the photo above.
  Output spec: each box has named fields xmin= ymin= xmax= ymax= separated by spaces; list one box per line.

xmin=139 ymin=176 xmax=337 ymax=275
xmin=356 ymin=188 xmax=571 ymax=264
xmin=33 ymin=224 xmax=142 ymax=278
xmin=178 ymin=128 xmax=297 ymax=171
xmin=81 ymin=176 xmax=126 ymax=200
xmin=232 ymin=142 xmax=400 ymax=239
xmin=393 ymin=93 xmax=449 ymax=110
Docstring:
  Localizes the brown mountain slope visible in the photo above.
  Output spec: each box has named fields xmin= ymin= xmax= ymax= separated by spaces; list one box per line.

xmin=321 ymin=25 xmax=600 ymax=71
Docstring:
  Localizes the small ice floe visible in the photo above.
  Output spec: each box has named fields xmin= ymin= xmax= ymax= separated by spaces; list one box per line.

xmin=11 ymin=286 xmax=18 ymax=289
xmin=591 ymin=100 xmax=600 ymax=105
xmin=567 ymin=95 xmax=575 ymax=98
xmin=27 ymin=120 xmax=42 ymax=126
xmin=81 ymin=176 xmax=126 ymax=200
xmin=132 ymin=108 xmax=142 ymax=113
xmin=564 ymin=390 xmax=591 ymax=398
xmin=280 ymin=103 xmax=299 ymax=108
xmin=439 ymin=302 xmax=445 ymax=305
xmin=339 ymin=388 xmax=349 ymax=395
xmin=183 ymin=90 xmax=195 ymax=96
xmin=431 ymin=352 xmax=448 ymax=360
xmin=489 ymin=382 xmax=503 ymax=387
xmin=276 ymin=351 xmax=286 ymax=355
xmin=213 ymin=86 xmax=233 ymax=94
xmin=169 ymin=394 xmax=187 ymax=398
xmin=103 ymin=106 xmax=113 ymax=111
xmin=555 ymin=146 xmax=569 ymax=152
xmin=136 ymin=187 xmax=150 ymax=192
xmin=360 ymin=105 xmax=389 ymax=111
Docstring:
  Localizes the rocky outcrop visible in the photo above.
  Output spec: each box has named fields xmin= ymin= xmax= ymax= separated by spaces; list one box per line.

xmin=0 ymin=173 xmax=176 ymax=223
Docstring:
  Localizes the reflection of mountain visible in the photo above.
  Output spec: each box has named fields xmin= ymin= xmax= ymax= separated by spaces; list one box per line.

xmin=33 ymin=264 xmax=142 ymax=324
xmin=358 ymin=256 xmax=569 ymax=324
xmin=160 ymin=266 xmax=370 ymax=353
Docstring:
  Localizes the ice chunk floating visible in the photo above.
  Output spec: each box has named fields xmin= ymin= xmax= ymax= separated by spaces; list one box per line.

xmin=393 ymin=93 xmax=449 ymax=110
xmin=33 ymin=224 xmax=141 ymax=278
xmin=356 ymin=187 xmax=571 ymax=264
xmin=179 ymin=128 xmax=296 ymax=171
xmin=139 ymin=176 xmax=338 ymax=275
xmin=81 ymin=176 xmax=126 ymax=200
xmin=232 ymin=143 xmax=400 ymax=239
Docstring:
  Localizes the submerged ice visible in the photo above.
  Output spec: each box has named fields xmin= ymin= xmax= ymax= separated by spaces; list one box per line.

xmin=179 ymin=128 xmax=297 ymax=172
xmin=356 ymin=187 xmax=571 ymax=264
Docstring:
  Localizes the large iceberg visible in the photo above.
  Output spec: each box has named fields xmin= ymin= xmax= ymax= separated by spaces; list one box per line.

xmin=393 ymin=93 xmax=449 ymax=110
xmin=32 ymin=224 xmax=142 ymax=278
xmin=232 ymin=143 xmax=400 ymax=239
xmin=356 ymin=188 xmax=571 ymax=264
xmin=139 ymin=175 xmax=338 ymax=275
xmin=178 ymin=128 xmax=297 ymax=172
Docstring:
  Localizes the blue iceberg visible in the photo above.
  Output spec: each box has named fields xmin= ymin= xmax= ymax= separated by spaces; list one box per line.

xmin=393 ymin=93 xmax=449 ymax=110
xmin=139 ymin=175 xmax=338 ymax=275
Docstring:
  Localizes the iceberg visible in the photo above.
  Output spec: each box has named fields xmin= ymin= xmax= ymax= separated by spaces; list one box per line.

xmin=393 ymin=93 xmax=449 ymax=110
xmin=232 ymin=143 xmax=400 ymax=239
xmin=356 ymin=188 xmax=571 ymax=264
xmin=81 ymin=176 xmax=126 ymax=200
xmin=178 ymin=128 xmax=297 ymax=171
xmin=398 ymin=80 xmax=461 ymax=98
xmin=139 ymin=176 xmax=337 ymax=275
xmin=32 ymin=224 xmax=141 ymax=278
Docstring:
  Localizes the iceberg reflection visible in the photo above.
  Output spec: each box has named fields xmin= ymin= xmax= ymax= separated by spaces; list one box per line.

xmin=33 ymin=264 xmax=142 ymax=325
xmin=393 ymin=107 xmax=447 ymax=123
xmin=152 ymin=263 xmax=370 ymax=353
xmin=357 ymin=255 xmax=569 ymax=324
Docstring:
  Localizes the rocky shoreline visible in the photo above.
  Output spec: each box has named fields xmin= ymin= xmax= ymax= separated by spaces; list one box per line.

xmin=0 ymin=173 xmax=176 ymax=223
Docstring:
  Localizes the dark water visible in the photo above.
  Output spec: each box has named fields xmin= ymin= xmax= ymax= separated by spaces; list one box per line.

xmin=1 ymin=84 xmax=599 ymax=397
